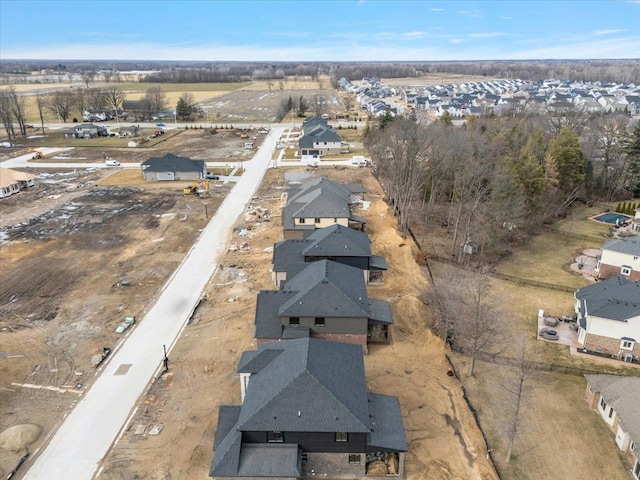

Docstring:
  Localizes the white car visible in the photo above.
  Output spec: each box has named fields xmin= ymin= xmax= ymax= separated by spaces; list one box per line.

xmin=105 ymin=159 xmax=121 ymax=167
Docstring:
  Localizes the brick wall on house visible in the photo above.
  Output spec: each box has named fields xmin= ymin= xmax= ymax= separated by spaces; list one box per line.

xmin=584 ymin=333 xmax=640 ymax=359
xmin=598 ymin=263 xmax=640 ymax=281
xmin=584 ymin=384 xmax=599 ymax=409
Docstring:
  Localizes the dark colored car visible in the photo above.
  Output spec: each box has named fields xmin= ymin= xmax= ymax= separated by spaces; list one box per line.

xmin=206 ymin=173 xmax=220 ymax=180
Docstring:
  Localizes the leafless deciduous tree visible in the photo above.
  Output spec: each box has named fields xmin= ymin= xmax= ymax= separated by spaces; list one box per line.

xmin=104 ymin=87 xmax=126 ymax=122
xmin=0 ymin=89 xmax=16 ymax=140
xmin=367 ymin=116 xmax=431 ymax=237
xmin=3 ymin=87 xmax=28 ymax=137
xmin=45 ymin=90 xmax=75 ymax=122
xmin=503 ymin=337 xmax=529 ymax=463
xmin=35 ymin=92 xmax=46 ymax=136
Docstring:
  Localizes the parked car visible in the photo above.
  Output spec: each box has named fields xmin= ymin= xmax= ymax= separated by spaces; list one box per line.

xmin=206 ymin=173 xmax=220 ymax=180
xmin=105 ymin=159 xmax=121 ymax=167
xmin=539 ymin=328 xmax=559 ymax=341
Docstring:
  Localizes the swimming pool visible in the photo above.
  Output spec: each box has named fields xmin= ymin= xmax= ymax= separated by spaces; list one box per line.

xmin=591 ymin=212 xmax=632 ymax=224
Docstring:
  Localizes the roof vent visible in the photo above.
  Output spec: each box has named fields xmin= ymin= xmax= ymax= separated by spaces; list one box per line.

xmin=298 ymin=411 xmax=301 ymax=417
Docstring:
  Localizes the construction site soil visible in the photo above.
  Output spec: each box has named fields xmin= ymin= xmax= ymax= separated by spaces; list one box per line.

xmin=0 ymin=152 xmax=497 ymax=480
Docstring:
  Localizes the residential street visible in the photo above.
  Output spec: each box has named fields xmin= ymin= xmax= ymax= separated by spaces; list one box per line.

xmin=22 ymin=127 xmax=285 ymax=480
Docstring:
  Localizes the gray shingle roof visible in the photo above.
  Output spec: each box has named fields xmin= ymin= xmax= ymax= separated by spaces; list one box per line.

xmin=367 ymin=393 xmax=409 ymax=452
xmin=575 ymin=276 xmax=640 ymax=322
xmin=254 ymin=291 xmax=297 ymax=339
xmin=283 ymin=178 xmax=364 ymax=229
xmin=210 ymin=406 xmax=242 ymax=476
xmin=236 ymin=444 xmax=301 ymax=478
xmin=279 ymin=260 xmax=370 ymax=318
xmin=584 ymin=374 xmax=640 ymax=453
xmin=237 ymin=338 xmax=371 ymax=433
xmin=303 ymin=224 xmax=372 ymax=257
xmin=141 ymin=153 xmax=205 ymax=174
xmin=603 ymin=238 xmax=640 ymax=256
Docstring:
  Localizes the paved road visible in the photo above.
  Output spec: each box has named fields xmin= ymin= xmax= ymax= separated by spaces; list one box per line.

xmin=23 ymin=127 xmax=285 ymax=480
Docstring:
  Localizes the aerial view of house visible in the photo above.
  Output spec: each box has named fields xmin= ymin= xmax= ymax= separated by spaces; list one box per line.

xmin=596 ymin=238 xmax=640 ymax=281
xmin=140 ymin=153 xmax=206 ymax=181
xmin=271 ymin=224 xmax=387 ymax=287
xmin=209 ymin=338 xmax=408 ymax=479
xmin=298 ymin=116 xmax=344 ymax=157
xmin=574 ymin=276 xmax=640 ymax=361
xmin=255 ymin=259 xmax=392 ymax=351
xmin=0 ymin=168 xmax=36 ymax=198
xmin=282 ymin=177 xmax=367 ymax=239
xmin=62 ymin=123 xmax=108 ymax=139
xmin=584 ymin=374 xmax=640 ymax=480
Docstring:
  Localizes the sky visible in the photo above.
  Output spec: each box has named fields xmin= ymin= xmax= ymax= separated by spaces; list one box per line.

xmin=1 ymin=0 xmax=639 ymax=62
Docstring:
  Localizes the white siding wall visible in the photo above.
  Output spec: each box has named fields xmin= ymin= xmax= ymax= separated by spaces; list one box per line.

xmin=600 ymin=249 xmax=639 ymax=272
xmin=587 ymin=315 xmax=640 ymax=341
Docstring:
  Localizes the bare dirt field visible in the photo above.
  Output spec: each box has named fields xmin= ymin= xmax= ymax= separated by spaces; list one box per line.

xmin=200 ymin=88 xmax=341 ymax=123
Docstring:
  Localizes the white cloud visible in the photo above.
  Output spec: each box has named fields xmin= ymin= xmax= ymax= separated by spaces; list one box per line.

xmin=457 ymin=10 xmax=482 ymax=18
xmin=403 ymin=31 xmax=425 ymax=39
xmin=593 ymin=29 xmax=627 ymax=35
xmin=467 ymin=32 xmax=507 ymax=39
xmin=499 ymin=16 xmax=512 ymax=20
xmin=431 ymin=8 xmax=443 ymax=11
xmin=450 ymin=38 xmax=467 ymax=44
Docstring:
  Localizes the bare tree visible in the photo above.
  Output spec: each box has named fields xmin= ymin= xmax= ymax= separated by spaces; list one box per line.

xmin=6 ymin=87 xmax=28 ymax=136
xmin=312 ymin=93 xmax=327 ymax=116
xmin=456 ymin=273 xmax=505 ymax=376
xmin=45 ymin=90 xmax=75 ymax=123
xmin=546 ymin=103 xmax=590 ymax=136
xmin=0 ymin=89 xmax=16 ymax=140
xmin=343 ymin=95 xmax=354 ymax=112
xmin=35 ymin=92 xmax=46 ymax=137
xmin=144 ymin=87 xmax=167 ymax=117
xmin=504 ymin=337 xmax=528 ymax=463
xmin=104 ymin=86 xmax=126 ymax=123
xmin=367 ymin=116 xmax=431 ymax=237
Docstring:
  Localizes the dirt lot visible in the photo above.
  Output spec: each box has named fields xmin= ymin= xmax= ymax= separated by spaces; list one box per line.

xmin=201 ymin=88 xmax=341 ymax=123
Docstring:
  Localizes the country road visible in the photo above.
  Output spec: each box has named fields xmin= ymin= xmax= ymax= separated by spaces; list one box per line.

xmin=23 ymin=127 xmax=285 ymax=480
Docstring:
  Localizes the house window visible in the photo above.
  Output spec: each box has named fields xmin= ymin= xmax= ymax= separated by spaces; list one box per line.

xmin=608 ymin=407 xmax=614 ymax=419
xmin=348 ymin=454 xmax=361 ymax=464
xmin=315 ymin=218 xmax=321 ymax=224
xmin=267 ymin=431 xmax=284 ymax=443
xmin=634 ymin=460 xmax=640 ymax=477
xmin=299 ymin=218 xmax=306 ymax=224
xmin=335 ymin=432 xmax=348 ymax=442
xmin=600 ymin=397 xmax=607 ymax=410
xmin=621 ymin=265 xmax=632 ymax=276
xmin=290 ymin=317 xmax=300 ymax=326
xmin=621 ymin=339 xmax=635 ymax=350
xmin=315 ymin=317 xmax=325 ymax=327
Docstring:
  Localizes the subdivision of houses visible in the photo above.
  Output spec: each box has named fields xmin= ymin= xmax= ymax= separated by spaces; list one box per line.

xmin=255 ymin=259 xmax=393 ymax=352
xmin=0 ymin=168 xmax=36 ymax=198
xmin=271 ymin=224 xmax=387 ymax=287
xmin=140 ymin=153 xmax=206 ymax=181
xmin=282 ymin=177 xmax=367 ymax=240
xmin=596 ymin=238 xmax=640 ymax=281
xmin=209 ymin=338 xmax=408 ymax=479
xmin=298 ymin=116 xmax=343 ymax=157
xmin=584 ymin=374 xmax=640 ymax=479
xmin=62 ymin=123 xmax=108 ymax=139
xmin=574 ymin=276 xmax=640 ymax=362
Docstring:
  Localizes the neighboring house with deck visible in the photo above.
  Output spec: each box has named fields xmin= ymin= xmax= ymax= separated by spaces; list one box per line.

xmin=255 ymin=260 xmax=393 ymax=352
xmin=596 ymin=238 xmax=640 ymax=281
xmin=282 ymin=177 xmax=367 ymax=240
xmin=574 ymin=276 xmax=640 ymax=362
xmin=141 ymin=153 xmax=206 ymax=181
xmin=272 ymin=224 xmax=387 ymax=287
xmin=584 ymin=374 xmax=640 ymax=479
xmin=209 ymin=338 xmax=408 ymax=479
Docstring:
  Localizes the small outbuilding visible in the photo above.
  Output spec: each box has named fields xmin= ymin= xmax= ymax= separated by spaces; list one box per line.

xmin=140 ymin=153 xmax=206 ymax=181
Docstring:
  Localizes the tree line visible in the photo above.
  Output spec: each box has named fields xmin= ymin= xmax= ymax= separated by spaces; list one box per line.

xmin=365 ymin=111 xmax=640 ymax=261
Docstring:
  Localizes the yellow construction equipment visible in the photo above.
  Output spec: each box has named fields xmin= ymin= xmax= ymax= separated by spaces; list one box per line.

xmin=29 ymin=148 xmax=44 ymax=159
xmin=183 ymin=180 xmax=210 ymax=197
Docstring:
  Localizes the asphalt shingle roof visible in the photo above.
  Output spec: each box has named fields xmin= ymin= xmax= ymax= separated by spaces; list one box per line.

xmin=141 ymin=153 xmax=205 ymax=173
xmin=367 ymin=393 xmax=409 ymax=452
xmin=575 ymin=276 xmax=640 ymax=322
xmin=603 ymin=238 xmax=640 ymax=256
xmin=236 ymin=338 xmax=371 ymax=433
xmin=584 ymin=374 xmax=640 ymax=454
